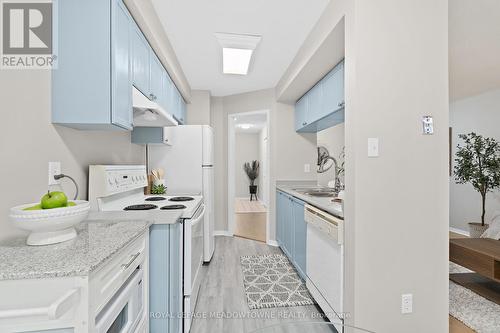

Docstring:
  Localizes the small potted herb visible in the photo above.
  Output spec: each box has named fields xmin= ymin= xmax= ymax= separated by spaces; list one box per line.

xmin=244 ymin=161 xmax=260 ymax=201
xmin=454 ymin=133 xmax=500 ymax=237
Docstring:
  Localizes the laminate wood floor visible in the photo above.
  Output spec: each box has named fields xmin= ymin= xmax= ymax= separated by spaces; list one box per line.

xmin=190 ymin=236 xmax=334 ymax=333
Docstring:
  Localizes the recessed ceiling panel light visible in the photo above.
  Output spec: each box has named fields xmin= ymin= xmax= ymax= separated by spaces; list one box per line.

xmin=215 ymin=33 xmax=261 ymax=76
xmin=223 ymin=48 xmax=253 ymax=75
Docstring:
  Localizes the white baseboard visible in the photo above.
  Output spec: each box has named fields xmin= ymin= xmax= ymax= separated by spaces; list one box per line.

xmin=449 ymin=227 xmax=470 ymax=237
xmin=214 ymin=230 xmax=232 ymax=237
xmin=267 ymin=240 xmax=279 ymax=247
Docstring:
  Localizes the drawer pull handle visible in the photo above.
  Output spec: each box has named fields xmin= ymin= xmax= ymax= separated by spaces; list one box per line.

xmin=122 ymin=252 xmax=140 ymax=269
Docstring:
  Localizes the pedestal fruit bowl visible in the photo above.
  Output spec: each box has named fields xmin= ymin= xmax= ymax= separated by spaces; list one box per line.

xmin=9 ymin=200 xmax=90 ymax=245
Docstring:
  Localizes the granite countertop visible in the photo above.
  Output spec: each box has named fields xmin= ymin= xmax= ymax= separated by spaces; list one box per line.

xmin=276 ymin=182 xmax=344 ymax=219
xmin=0 ymin=219 xmax=152 ymax=281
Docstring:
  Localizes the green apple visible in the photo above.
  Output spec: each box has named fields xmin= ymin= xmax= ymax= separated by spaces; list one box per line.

xmin=41 ymin=191 xmax=68 ymax=209
xmin=23 ymin=204 xmax=43 ymax=211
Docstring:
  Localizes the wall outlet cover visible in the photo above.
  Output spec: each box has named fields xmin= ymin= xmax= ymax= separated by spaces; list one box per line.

xmin=401 ymin=293 xmax=413 ymax=314
xmin=367 ymin=138 xmax=379 ymax=157
xmin=48 ymin=162 xmax=61 ymax=186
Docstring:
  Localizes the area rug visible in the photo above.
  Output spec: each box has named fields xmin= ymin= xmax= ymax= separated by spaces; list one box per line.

xmin=240 ymin=254 xmax=315 ymax=309
xmin=449 ymin=262 xmax=500 ymax=332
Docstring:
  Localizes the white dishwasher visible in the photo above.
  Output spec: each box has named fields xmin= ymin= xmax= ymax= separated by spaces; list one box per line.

xmin=305 ymin=204 xmax=344 ymax=332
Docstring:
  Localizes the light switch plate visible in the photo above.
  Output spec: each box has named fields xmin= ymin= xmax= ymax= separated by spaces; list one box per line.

xmin=304 ymin=164 xmax=311 ymax=173
xmin=48 ymin=162 xmax=61 ymax=185
xmin=368 ymin=138 xmax=379 ymax=157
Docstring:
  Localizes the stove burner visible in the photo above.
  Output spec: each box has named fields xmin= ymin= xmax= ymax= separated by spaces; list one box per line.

xmin=124 ymin=204 xmax=158 ymax=211
xmin=169 ymin=197 xmax=194 ymax=202
xmin=145 ymin=197 xmax=167 ymax=201
xmin=160 ymin=204 xmax=187 ymax=210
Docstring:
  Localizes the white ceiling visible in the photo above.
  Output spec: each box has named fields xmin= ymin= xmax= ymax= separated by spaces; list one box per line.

xmin=449 ymin=0 xmax=500 ymax=101
xmin=151 ymin=0 xmax=330 ymax=97
xmin=234 ymin=113 xmax=267 ymax=133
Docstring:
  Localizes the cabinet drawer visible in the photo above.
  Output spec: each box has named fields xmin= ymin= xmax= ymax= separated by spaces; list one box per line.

xmin=90 ymin=233 xmax=147 ymax=315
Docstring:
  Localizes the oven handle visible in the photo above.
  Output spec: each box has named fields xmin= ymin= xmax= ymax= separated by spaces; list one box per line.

xmin=0 ymin=288 xmax=80 ymax=320
xmin=191 ymin=204 xmax=205 ymax=225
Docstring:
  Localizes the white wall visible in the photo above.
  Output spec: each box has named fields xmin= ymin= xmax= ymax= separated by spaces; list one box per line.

xmin=0 ymin=71 xmax=145 ymax=241
xmin=186 ymin=90 xmax=211 ymax=125
xmin=234 ymin=133 xmax=260 ymax=198
xmin=258 ymin=125 xmax=269 ymax=205
xmin=317 ymin=123 xmax=345 ymax=186
xmin=210 ymin=89 xmax=317 ymax=235
xmin=450 ymin=89 xmax=500 ymax=231
xmin=282 ymin=0 xmax=449 ymax=331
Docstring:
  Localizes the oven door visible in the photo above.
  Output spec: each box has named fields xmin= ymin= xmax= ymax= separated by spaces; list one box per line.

xmin=95 ymin=267 xmax=145 ymax=333
xmin=183 ymin=204 xmax=205 ymax=297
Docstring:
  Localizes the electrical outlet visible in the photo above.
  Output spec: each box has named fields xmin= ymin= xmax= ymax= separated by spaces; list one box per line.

xmin=304 ymin=164 xmax=311 ymax=173
xmin=401 ymin=294 xmax=413 ymax=314
xmin=48 ymin=162 xmax=61 ymax=185
xmin=422 ymin=116 xmax=434 ymax=135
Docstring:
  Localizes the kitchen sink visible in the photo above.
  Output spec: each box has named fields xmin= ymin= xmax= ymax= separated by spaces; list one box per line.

xmin=292 ymin=188 xmax=337 ymax=197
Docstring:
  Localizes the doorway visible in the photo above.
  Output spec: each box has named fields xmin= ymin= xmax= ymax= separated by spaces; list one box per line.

xmin=228 ymin=110 xmax=270 ymax=243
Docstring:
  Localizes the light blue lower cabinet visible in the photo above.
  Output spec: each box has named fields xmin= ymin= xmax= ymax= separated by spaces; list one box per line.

xmin=276 ymin=191 xmax=307 ymax=280
xmin=292 ymin=197 xmax=306 ymax=280
xmin=149 ymin=223 xmax=182 ymax=333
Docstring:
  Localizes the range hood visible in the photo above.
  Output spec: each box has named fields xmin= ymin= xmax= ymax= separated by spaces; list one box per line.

xmin=132 ymin=87 xmax=178 ymax=127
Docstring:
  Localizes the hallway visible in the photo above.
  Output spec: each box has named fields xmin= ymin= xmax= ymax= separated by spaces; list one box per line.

xmin=190 ymin=237 xmax=334 ymax=333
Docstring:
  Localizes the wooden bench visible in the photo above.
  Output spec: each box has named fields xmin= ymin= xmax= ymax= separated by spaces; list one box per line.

xmin=450 ymin=238 xmax=500 ymax=304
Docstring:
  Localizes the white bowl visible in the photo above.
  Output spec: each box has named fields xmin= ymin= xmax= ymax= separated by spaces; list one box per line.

xmin=9 ymin=200 xmax=90 ymax=246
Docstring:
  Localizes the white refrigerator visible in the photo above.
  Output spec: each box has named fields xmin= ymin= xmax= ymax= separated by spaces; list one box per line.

xmin=149 ymin=125 xmax=215 ymax=262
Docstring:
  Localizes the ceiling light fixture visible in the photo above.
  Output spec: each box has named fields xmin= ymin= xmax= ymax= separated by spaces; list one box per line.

xmin=237 ymin=124 xmax=253 ymax=130
xmin=215 ymin=33 xmax=261 ymax=75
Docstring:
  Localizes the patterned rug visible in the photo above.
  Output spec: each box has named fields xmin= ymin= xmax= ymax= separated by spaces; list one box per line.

xmin=449 ymin=262 xmax=500 ymax=332
xmin=240 ymin=254 xmax=315 ymax=309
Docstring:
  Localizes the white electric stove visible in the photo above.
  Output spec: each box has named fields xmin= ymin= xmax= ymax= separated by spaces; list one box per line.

xmin=88 ymin=165 xmax=205 ymax=333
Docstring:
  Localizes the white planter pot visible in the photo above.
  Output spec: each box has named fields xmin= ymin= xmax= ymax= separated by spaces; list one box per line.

xmin=468 ymin=223 xmax=489 ymax=238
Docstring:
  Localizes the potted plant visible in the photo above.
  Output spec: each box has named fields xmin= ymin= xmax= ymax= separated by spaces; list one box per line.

xmin=454 ymin=132 xmax=500 ymax=237
xmin=244 ymin=160 xmax=260 ymax=201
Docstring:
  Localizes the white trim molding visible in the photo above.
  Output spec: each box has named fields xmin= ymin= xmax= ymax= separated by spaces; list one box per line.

xmin=214 ymin=230 xmax=232 ymax=237
xmin=267 ymin=240 xmax=279 ymax=247
xmin=449 ymin=227 xmax=470 ymax=237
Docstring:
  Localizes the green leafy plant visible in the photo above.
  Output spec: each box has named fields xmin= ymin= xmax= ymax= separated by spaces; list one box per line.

xmin=151 ymin=184 xmax=166 ymax=195
xmin=243 ymin=160 xmax=260 ymax=186
xmin=454 ymin=132 xmax=500 ymax=225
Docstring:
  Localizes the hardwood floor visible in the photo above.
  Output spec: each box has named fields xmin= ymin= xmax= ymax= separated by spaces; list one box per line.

xmin=191 ymin=236 xmax=334 ymax=333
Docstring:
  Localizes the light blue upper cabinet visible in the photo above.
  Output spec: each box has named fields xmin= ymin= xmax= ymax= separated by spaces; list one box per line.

xmin=110 ymin=0 xmax=133 ymax=130
xmin=52 ymin=0 xmax=133 ymax=130
xmin=322 ymin=61 xmax=344 ymax=115
xmin=149 ymin=51 xmax=163 ymax=103
xmin=132 ymin=23 xmax=150 ymax=96
xmin=160 ymin=70 xmax=173 ymax=112
xmin=295 ymin=59 xmax=345 ymax=133
xmin=180 ymin=98 xmax=187 ymax=124
xmin=295 ymin=95 xmax=308 ymax=131
xmin=307 ymin=83 xmax=323 ymax=123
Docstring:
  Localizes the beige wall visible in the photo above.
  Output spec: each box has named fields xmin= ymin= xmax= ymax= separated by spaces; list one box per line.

xmin=345 ymin=0 xmax=449 ymax=331
xmin=234 ymin=133 xmax=260 ymax=198
xmin=210 ymin=89 xmax=317 ymax=234
xmin=0 ymin=71 xmax=144 ymax=241
xmin=450 ymin=89 xmax=500 ymax=231
xmin=186 ymin=90 xmax=211 ymax=125
xmin=280 ymin=0 xmax=449 ymax=331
